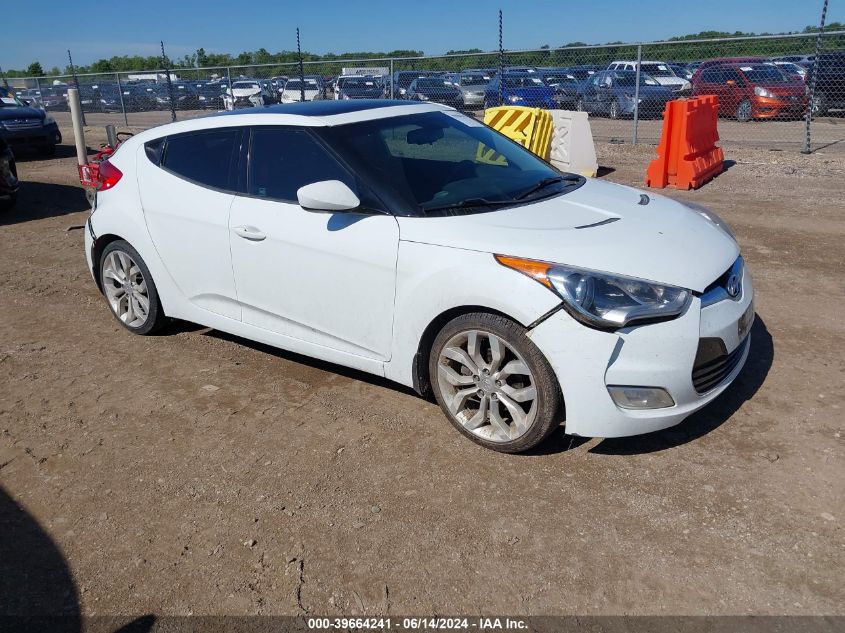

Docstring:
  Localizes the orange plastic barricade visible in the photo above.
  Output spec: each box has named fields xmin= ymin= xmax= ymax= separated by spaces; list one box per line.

xmin=646 ymin=96 xmax=724 ymax=190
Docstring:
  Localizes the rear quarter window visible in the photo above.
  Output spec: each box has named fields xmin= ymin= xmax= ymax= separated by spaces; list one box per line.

xmin=160 ymin=129 xmax=241 ymax=192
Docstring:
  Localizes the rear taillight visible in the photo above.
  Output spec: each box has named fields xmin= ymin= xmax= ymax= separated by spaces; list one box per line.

xmin=97 ymin=159 xmax=123 ymax=191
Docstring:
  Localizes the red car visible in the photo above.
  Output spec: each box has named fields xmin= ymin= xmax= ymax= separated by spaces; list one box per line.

xmin=691 ymin=63 xmax=808 ymax=121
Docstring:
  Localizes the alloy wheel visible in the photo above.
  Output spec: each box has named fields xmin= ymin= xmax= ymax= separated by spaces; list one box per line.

xmin=435 ymin=329 xmax=538 ymax=443
xmin=102 ymin=250 xmax=151 ymax=328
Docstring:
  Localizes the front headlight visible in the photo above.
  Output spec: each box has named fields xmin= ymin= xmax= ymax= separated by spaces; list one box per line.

xmin=683 ymin=201 xmax=736 ymax=241
xmin=754 ymin=86 xmax=774 ymax=98
xmin=508 ymin=95 xmax=522 ymax=103
xmin=495 ymin=255 xmax=692 ymax=329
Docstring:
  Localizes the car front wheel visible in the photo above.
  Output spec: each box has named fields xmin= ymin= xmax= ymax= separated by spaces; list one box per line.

xmin=429 ymin=312 xmax=563 ymax=453
xmin=100 ymin=240 xmax=165 ymax=335
xmin=737 ymin=99 xmax=753 ymax=122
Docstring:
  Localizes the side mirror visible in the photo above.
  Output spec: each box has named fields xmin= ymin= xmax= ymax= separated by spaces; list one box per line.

xmin=297 ymin=180 xmax=360 ymax=213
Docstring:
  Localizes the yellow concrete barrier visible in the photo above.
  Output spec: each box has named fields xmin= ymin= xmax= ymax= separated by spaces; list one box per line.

xmin=482 ymin=106 xmax=554 ymax=160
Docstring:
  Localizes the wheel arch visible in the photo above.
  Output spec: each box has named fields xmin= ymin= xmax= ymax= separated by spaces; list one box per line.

xmin=410 ymin=304 xmax=527 ymax=398
xmin=91 ymin=233 xmax=126 ymax=293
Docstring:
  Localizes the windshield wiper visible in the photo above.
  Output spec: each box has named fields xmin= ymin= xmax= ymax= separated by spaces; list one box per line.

xmin=421 ymin=197 xmax=517 ymax=214
xmin=514 ymin=176 xmax=565 ymax=200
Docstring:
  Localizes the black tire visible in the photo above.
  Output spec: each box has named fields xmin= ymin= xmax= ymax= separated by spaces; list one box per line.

xmin=736 ymin=99 xmax=753 ymax=122
xmin=99 ymin=240 xmax=166 ymax=335
xmin=428 ymin=312 xmax=563 ymax=453
xmin=811 ymin=91 xmax=828 ymax=117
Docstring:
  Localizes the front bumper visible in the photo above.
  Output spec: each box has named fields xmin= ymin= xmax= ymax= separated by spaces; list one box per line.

xmin=752 ymin=96 xmax=807 ymax=118
xmin=528 ymin=264 xmax=754 ymax=438
xmin=0 ymin=122 xmax=61 ymax=148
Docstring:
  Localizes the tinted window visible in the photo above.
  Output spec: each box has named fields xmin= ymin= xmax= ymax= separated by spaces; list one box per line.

xmin=144 ymin=138 xmax=165 ymax=165
xmin=248 ymin=128 xmax=353 ymax=202
xmin=162 ymin=129 xmax=240 ymax=191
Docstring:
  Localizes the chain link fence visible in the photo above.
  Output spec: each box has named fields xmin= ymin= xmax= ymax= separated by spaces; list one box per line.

xmin=7 ymin=31 xmax=845 ymax=153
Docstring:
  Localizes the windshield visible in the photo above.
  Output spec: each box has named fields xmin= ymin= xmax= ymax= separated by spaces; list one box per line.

xmin=543 ymin=73 xmax=578 ymax=85
xmin=286 ymin=80 xmax=318 ymax=90
xmin=398 ymin=73 xmax=431 ymax=87
xmin=503 ymin=75 xmax=545 ymax=88
xmin=319 ymin=111 xmax=582 ymax=217
xmin=460 ymin=74 xmax=490 ymax=85
xmin=233 ymin=82 xmax=260 ymax=90
xmin=416 ymin=78 xmax=449 ymax=88
xmin=740 ymin=65 xmax=790 ymax=83
xmin=640 ymin=63 xmax=676 ymax=77
xmin=611 ymin=72 xmax=660 ymax=87
xmin=0 ymin=88 xmax=25 ymax=107
xmin=341 ymin=78 xmax=379 ymax=88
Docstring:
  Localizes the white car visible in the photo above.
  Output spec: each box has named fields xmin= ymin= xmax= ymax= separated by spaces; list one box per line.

xmin=227 ymin=80 xmax=272 ymax=109
xmin=83 ymin=101 xmax=753 ymax=453
xmin=609 ymin=61 xmax=692 ymax=93
xmin=280 ymin=78 xmax=322 ymax=103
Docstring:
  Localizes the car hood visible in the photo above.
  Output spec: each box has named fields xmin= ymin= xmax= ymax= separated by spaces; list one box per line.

xmin=0 ymin=105 xmax=46 ymax=121
xmin=397 ymin=178 xmax=738 ymax=292
xmin=343 ymin=88 xmax=384 ymax=97
xmin=232 ymin=88 xmax=261 ymax=97
xmin=509 ymin=86 xmax=554 ymax=97
xmin=653 ymin=76 xmax=688 ymax=86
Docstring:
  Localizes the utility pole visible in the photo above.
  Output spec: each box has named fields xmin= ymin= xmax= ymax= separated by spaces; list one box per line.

xmin=297 ymin=28 xmax=306 ymax=103
xmin=498 ymin=10 xmax=504 ymax=107
xmin=802 ymin=0 xmax=829 ymax=154
xmin=161 ymin=41 xmax=177 ymax=122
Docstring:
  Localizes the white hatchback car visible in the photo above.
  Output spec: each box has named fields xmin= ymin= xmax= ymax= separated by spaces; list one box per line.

xmin=84 ymin=100 xmax=753 ymax=453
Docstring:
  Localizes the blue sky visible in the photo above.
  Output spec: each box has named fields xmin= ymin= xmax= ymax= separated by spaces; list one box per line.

xmin=2 ymin=0 xmax=839 ymax=70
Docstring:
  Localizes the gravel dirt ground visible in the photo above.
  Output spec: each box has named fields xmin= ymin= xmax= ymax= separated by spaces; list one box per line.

xmin=0 ymin=121 xmax=843 ymax=620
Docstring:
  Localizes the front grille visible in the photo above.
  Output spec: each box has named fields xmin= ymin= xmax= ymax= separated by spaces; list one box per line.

xmin=692 ymin=336 xmax=749 ymax=394
xmin=3 ymin=119 xmax=43 ymax=131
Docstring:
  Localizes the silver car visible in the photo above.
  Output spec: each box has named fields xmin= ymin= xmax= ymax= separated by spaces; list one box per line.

xmin=445 ymin=72 xmax=491 ymax=108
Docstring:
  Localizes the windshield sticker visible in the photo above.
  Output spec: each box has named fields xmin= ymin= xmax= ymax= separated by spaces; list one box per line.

xmin=1 ymin=97 xmax=17 ymax=104
xmin=442 ymin=111 xmax=484 ymax=127
xmin=657 ymin=65 xmax=668 ymax=70
xmin=740 ymin=66 xmax=754 ymax=71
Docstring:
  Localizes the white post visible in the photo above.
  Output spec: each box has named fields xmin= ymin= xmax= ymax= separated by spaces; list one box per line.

xmin=68 ymin=88 xmax=88 ymax=167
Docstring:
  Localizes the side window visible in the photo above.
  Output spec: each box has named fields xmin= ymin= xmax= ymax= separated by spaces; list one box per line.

xmin=248 ymin=127 xmax=354 ymax=202
xmin=700 ymin=68 xmax=718 ymax=83
xmin=161 ymin=128 xmax=240 ymax=192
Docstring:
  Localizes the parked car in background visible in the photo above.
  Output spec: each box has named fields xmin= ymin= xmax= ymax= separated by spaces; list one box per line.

xmin=692 ymin=63 xmax=807 ymax=121
xmin=187 ymin=82 xmax=229 ymax=110
xmin=484 ymin=72 xmax=556 ymax=109
xmin=608 ymin=61 xmax=691 ymax=93
xmin=576 ymin=70 xmax=673 ymax=119
xmin=444 ymin=72 xmax=490 ymax=108
xmin=407 ymin=77 xmax=463 ymax=108
xmin=41 ymin=86 xmax=69 ymax=111
xmin=771 ymin=54 xmax=814 ymax=68
xmin=0 ymin=137 xmax=18 ymax=212
xmin=280 ymin=77 xmax=323 ymax=102
xmin=692 ymin=57 xmax=763 ymax=77
xmin=14 ymin=88 xmax=43 ymax=108
xmin=562 ymin=65 xmax=605 ymax=82
xmin=537 ymin=68 xmax=582 ymax=109
xmin=120 ymin=84 xmax=160 ymax=112
xmin=336 ymin=76 xmax=385 ymax=100
xmin=669 ymin=64 xmax=694 ymax=81
xmin=808 ymin=51 xmax=845 ymax=116
xmin=229 ymin=80 xmax=273 ymax=109
xmin=392 ymin=71 xmax=441 ymax=98
xmin=767 ymin=60 xmax=807 ymax=81
xmin=93 ymin=83 xmax=125 ymax=113
xmin=84 ymin=100 xmax=752 ymax=453
xmin=0 ymin=86 xmax=62 ymax=155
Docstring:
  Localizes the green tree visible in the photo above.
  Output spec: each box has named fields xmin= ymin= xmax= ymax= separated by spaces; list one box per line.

xmin=26 ymin=62 xmax=45 ymax=76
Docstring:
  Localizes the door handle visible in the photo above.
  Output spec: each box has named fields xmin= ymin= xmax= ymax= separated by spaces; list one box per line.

xmin=232 ymin=225 xmax=266 ymax=241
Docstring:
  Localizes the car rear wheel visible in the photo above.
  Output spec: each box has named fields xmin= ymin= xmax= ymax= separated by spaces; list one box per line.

xmin=429 ymin=312 xmax=563 ymax=453
xmin=810 ymin=91 xmax=828 ymax=117
xmin=736 ymin=100 xmax=753 ymax=122
xmin=100 ymin=240 xmax=165 ymax=335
